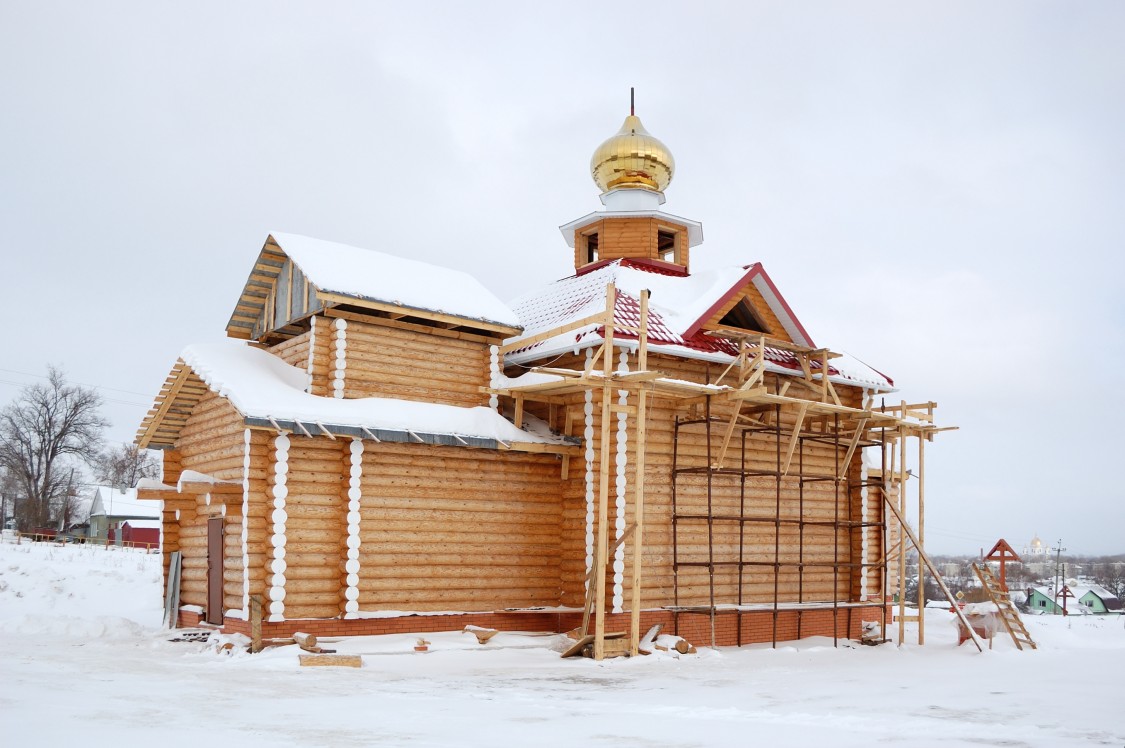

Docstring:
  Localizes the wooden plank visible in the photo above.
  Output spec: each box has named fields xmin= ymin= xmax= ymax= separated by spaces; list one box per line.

xmin=593 ymin=283 xmax=616 ymax=661
xmin=629 ymin=289 xmax=651 ymax=656
xmin=500 ymin=311 xmax=609 ymax=354
xmin=882 ymin=484 xmax=982 ymax=652
xmin=781 ymin=401 xmax=809 ymax=476
xmin=298 ymin=654 xmax=362 ymax=668
xmin=560 ymin=634 xmax=594 ymax=658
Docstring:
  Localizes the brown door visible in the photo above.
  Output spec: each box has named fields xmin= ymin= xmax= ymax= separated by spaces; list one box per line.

xmin=206 ymin=517 xmax=224 ymax=625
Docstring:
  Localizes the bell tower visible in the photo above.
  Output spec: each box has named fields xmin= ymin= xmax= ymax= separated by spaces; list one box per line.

xmin=561 ymin=91 xmax=703 ymax=273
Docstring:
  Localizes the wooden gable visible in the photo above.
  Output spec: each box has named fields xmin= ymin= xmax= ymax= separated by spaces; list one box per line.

xmin=701 ymin=282 xmax=792 ymax=343
xmin=226 ymin=234 xmax=521 ymax=345
xmin=683 ymin=264 xmax=815 ymax=348
xmin=226 ymin=236 xmax=324 ymax=342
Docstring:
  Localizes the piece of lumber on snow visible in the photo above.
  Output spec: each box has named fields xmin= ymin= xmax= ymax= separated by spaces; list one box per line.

xmin=560 ymin=634 xmax=595 ymax=659
xmin=293 ymin=631 xmax=318 ymax=650
xmin=298 ymin=654 xmax=362 ymax=668
xmin=463 ymin=625 xmax=499 ymax=644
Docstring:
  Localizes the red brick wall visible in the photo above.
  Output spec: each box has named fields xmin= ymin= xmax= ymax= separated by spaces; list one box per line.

xmin=178 ymin=605 xmax=886 ymax=646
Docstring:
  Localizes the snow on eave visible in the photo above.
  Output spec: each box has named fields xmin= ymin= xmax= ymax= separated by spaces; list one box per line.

xmin=268 ymin=232 xmax=522 ymax=331
xmin=558 ymin=209 xmax=704 ymax=248
xmin=180 ymin=340 xmax=571 ymax=447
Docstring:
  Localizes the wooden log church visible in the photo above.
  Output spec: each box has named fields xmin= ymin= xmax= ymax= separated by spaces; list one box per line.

xmin=136 ymin=104 xmax=960 ymax=658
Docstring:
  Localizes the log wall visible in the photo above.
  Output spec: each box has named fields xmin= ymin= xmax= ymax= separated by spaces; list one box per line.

xmin=356 ymin=442 xmax=573 ymax=612
xmin=173 ymin=392 xmax=248 ymax=615
xmin=269 ymin=435 xmax=348 ymax=620
xmin=332 ymin=318 xmax=490 ymax=407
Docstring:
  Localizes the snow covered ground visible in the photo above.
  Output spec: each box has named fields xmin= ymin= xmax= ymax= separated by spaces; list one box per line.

xmin=1 ymin=538 xmax=1122 ymax=747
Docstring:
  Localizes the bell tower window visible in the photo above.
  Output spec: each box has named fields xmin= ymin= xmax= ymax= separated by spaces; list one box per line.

xmin=657 ymin=229 xmax=679 ymax=264
xmin=584 ymin=231 xmax=600 ymax=264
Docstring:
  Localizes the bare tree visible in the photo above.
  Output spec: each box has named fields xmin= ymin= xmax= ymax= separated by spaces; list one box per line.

xmin=0 ymin=366 xmax=108 ymax=529
xmin=95 ymin=442 xmax=161 ymax=488
xmin=1093 ymin=560 xmax=1125 ymax=600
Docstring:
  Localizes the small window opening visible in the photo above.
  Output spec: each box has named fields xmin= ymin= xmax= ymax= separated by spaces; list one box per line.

xmin=719 ymin=298 xmax=769 ymax=333
xmin=657 ymin=230 xmax=677 ymax=263
xmin=585 ymin=232 xmax=600 ymax=264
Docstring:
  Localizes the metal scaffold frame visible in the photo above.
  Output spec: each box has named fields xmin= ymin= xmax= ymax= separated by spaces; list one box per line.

xmin=488 ymin=283 xmax=981 ymax=659
xmin=669 ymin=401 xmax=891 ymax=648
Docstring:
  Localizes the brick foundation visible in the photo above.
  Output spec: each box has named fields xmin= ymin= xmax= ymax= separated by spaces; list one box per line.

xmin=178 ymin=605 xmax=886 ymax=646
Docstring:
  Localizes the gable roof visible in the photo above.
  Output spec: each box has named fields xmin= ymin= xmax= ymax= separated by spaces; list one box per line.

xmin=88 ymin=487 xmax=161 ymax=520
xmin=505 ymin=259 xmax=894 ymax=391
xmin=137 ymin=340 xmax=577 ymax=453
xmin=225 ymin=232 xmax=522 ymax=340
xmin=1029 ymin=584 xmax=1121 ymax=611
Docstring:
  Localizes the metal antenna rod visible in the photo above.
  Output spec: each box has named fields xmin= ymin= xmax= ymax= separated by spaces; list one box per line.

xmin=630 ymin=87 xmax=635 ymax=116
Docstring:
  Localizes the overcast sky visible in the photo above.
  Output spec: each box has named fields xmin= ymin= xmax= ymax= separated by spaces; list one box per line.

xmin=1 ymin=2 xmax=1122 ymax=555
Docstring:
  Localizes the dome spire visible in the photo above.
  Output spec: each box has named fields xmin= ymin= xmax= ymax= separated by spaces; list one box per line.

xmin=590 ymin=90 xmax=675 ymax=196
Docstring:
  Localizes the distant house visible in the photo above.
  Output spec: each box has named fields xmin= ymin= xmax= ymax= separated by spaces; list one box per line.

xmin=87 ymin=487 xmax=161 ymax=548
xmin=1026 ymin=584 xmax=1121 ymax=615
xmin=1076 ymin=585 xmax=1122 ymax=614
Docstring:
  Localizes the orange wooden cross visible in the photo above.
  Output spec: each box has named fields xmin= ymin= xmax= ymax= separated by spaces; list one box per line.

xmin=1056 ymin=585 xmax=1075 ymax=616
xmin=984 ymin=539 xmax=1022 ymax=591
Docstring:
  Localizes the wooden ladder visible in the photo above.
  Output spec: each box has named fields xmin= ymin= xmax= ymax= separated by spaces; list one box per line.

xmin=972 ymin=562 xmax=1037 ymax=651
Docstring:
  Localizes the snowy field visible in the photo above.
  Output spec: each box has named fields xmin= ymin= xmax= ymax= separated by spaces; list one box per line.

xmin=1 ymin=538 xmax=1122 ymax=747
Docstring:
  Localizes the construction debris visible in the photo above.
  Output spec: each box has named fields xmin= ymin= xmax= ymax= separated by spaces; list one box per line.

xmin=463 ymin=625 xmax=499 ymax=644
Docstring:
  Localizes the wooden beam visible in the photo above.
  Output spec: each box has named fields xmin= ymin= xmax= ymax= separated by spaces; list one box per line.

xmin=499 ymin=311 xmax=609 ymax=354
xmin=318 ymin=291 xmax=520 ymax=337
xmin=323 ymin=307 xmax=504 ymax=345
xmin=882 ymin=481 xmax=982 ymax=652
xmin=630 ymin=294 xmax=650 ymax=656
xmin=836 ymin=417 xmax=869 ymax=480
xmin=593 ymin=283 xmax=615 ymax=661
xmin=781 ymin=402 xmax=809 ymax=476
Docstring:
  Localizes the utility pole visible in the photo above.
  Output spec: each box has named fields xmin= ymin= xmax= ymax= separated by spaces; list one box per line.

xmin=1053 ymin=539 xmax=1066 ymax=615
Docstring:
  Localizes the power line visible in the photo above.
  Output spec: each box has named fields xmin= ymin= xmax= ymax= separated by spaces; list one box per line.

xmin=0 ymin=377 xmax=149 ymax=408
xmin=0 ymin=367 xmax=153 ymax=398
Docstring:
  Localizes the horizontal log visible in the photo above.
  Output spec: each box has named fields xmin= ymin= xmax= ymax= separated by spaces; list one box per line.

xmin=360 ymin=588 xmax=558 ymax=606
xmin=357 ymin=498 xmax=562 ymax=516
xmin=358 ymin=552 xmax=560 ymax=567
xmin=359 ymin=565 xmax=557 ymax=581
xmin=356 ymin=519 xmax=560 ymax=540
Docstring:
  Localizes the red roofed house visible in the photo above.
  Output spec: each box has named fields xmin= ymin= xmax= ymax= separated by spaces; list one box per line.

xmin=135 ymin=106 xmax=945 ymax=657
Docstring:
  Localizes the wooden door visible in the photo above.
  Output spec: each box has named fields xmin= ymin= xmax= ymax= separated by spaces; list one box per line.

xmin=206 ymin=517 xmax=224 ymax=625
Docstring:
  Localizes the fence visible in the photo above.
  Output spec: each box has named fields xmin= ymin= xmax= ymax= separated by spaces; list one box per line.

xmin=0 ymin=530 xmax=158 ymax=552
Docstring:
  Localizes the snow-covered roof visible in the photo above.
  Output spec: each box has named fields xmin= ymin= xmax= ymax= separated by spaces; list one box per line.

xmin=269 ymin=232 xmax=521 ymax=329
xmin=504 ymin=259 xmax=894 ymax=391
xmin=181 ymin=340 xmax=570 ymax=447
xmin=88 ymin=487 xmax=161 ymax=520
xmin=1029 ymin=584 xmax=1120 ymax=610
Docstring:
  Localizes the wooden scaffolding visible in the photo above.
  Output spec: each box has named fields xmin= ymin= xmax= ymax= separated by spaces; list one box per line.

xmin=491 ymin=283 xmax=979 ymax=659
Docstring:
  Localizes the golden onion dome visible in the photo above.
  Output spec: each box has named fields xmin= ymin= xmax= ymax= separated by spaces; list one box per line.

xmin=591 ymin=114 xmax=675 ymax=193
